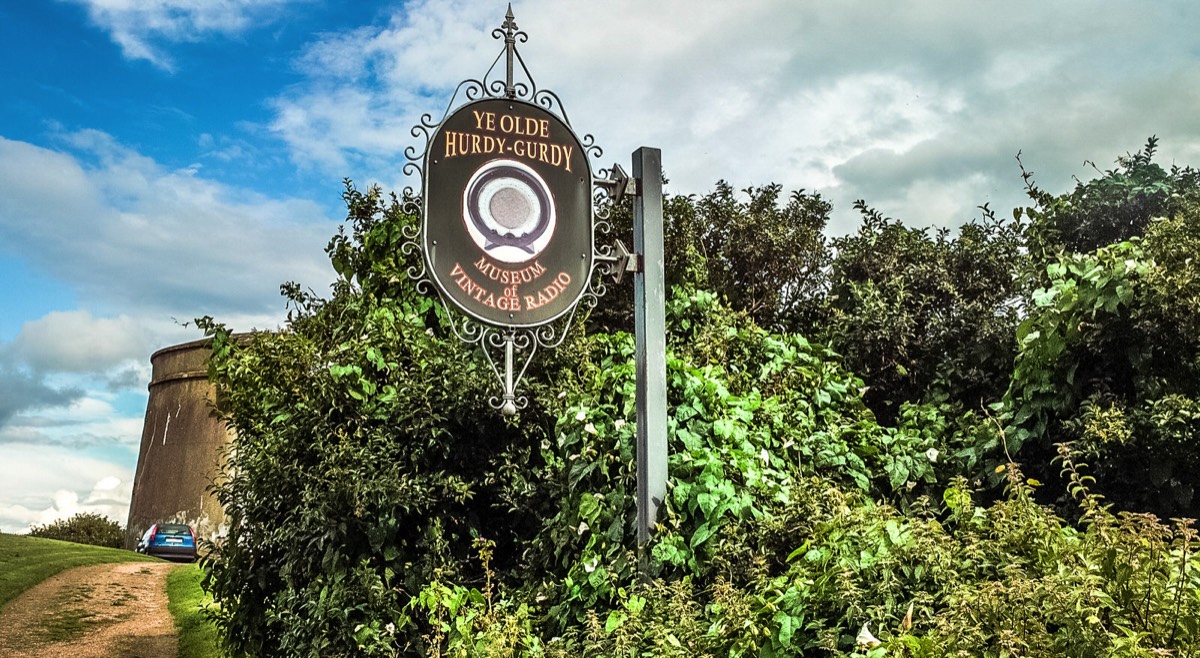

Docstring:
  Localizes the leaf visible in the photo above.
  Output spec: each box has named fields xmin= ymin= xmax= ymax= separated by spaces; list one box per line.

xmin=604 ymin=610 xmax=626 ymax=634
xmin=690 ymin=521 xmax=718 ymax=549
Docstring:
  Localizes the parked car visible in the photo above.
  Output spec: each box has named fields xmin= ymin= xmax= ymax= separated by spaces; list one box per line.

xmin=136 ymin=523 xmax=197 ymax=562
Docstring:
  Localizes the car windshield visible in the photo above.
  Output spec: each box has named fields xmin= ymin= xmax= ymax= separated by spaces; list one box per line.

xmin=158 ymin=524 xmax=191 ymax=535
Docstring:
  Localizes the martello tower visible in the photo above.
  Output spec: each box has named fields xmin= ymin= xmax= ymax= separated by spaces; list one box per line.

xmin=124 ymin=339 xmax=232 ymax=550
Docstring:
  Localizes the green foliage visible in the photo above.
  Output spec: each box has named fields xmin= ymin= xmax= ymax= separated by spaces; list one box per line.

xmin=527 ymin=287 xmax=968 ymax=629
xmin=1021 ymin=137 xmax=1200 ymax=259
xmin=686 ymin=182 xmax=831 ymax=330
xmin=588 ymin=181 xmax=830 ymax=333
xmin=823 ymin=202 xmax=1023 ymax=422
xmin=1004 ymin=186 xmax=1200 ymax=516
xmin=1004 ymin=240 xmax=1151 ymax=453
xmin=199 ymin=141 xmax=1200 ymax=656
xmin=200 ymin=182 xmax=546 ymax=657
xmin=27 ymin=512 xmax=125 ymax=549
xmin=408 ymin=455 xmax=1200 ymax=658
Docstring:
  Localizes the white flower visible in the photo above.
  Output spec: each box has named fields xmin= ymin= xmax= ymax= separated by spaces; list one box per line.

xmin=584 ymin=422 xmax=597 ymax=435
xmin=385 ymin=622 xmax=395 ymax=635
xmin=577 ymin=521 xmax=589 ymax=536
xmin=583 ymin=557 xmax=599 ymax=573
xmin=760 ymin=448 xmax=770 ymax=465
xmin=575 ymin=410 xmax=587 ymax=421
xmin=856 ymin=623 xmax=881 ymax=647
xmin=925 ymin=447 xmax=940 ymax=463
xmin=558 ymin=390 xmax=567 ymax=399
xmin=614 ymin=419 xmax=626 ymax=431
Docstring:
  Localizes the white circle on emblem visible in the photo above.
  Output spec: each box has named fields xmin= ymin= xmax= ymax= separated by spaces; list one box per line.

xmin=462 ymin=159 xmax=556 ymax=263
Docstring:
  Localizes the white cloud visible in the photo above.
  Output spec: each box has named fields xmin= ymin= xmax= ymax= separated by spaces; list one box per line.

xmin=0 ymin=130 xmax=336 ymax=495
xmin=264 ymin=0 xmax=1200 ymax=233
xmin=1 ymin=393 xmax=144 ymax=447
xmin=6 ymin=311 xmax=147 ymax=374
xmin=0 ymin=132 xmax=336 ymax=322
xmin=62 ymin=0 xmax=309 ymax=71
xmin=0 ymin=446 xmax=134 ymax=533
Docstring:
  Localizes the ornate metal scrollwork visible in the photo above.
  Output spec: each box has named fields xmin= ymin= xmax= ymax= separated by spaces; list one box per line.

xmin=400 ymin=6 xmax=618 ymax=415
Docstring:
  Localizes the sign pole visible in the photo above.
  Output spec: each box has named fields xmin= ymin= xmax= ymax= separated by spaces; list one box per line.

xmin=633 ymin=147 xmax=667 ymax=562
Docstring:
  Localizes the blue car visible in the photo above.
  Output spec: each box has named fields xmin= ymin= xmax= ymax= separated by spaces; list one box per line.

xmin=136 ymin=523 xmax=197 ymax=562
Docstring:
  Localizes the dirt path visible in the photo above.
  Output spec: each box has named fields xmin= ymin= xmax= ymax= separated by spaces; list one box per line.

xmin=0 ymin=561 xmax=180 ymax=658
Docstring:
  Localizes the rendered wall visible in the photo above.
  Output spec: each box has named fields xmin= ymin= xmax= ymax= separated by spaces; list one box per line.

xmin=124 ymin=339 xmax=232 ymax=550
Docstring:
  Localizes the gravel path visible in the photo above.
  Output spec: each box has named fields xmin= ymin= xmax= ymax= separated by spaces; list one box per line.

xmin=0 ymin=561 xmax=180 ymax=658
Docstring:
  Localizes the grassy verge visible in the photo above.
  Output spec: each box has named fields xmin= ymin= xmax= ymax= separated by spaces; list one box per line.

xmin=167 ymin=562 xmax=222 ymax=658
xmin=0 ymin=532 xmax=158 ymax=607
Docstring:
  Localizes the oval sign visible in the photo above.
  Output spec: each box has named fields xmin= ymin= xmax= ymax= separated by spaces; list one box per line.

xmin=424 ymin=98 xmax=593 ymax=327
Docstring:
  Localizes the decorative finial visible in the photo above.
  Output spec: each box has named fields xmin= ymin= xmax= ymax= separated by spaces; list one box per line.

xmin=501 ymin=4 xmax=519 ymax=98
xmin=502 ymin=4 xmax=517 ymax=36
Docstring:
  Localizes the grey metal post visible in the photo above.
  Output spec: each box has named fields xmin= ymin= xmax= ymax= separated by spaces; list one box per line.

xmin=633 ymin=147 xmax=667 ymax=551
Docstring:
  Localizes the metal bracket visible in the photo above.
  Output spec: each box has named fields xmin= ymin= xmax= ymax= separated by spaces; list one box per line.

xmin=595 ymin=163 xmax=640 ymax=204
xmin=595 ymin=239 xmax=642 ymax=283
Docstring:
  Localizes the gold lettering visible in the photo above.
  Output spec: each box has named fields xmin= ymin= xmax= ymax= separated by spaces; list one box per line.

xmin=496 ymin=295 xmax=519 ymax=311
xmin=444 ymin=109 xmax=575 ymax=170
xmin=474 ymin=257 xmax=548 ymax=285
xmin=522 ymin=271 xmax=572 ymax=309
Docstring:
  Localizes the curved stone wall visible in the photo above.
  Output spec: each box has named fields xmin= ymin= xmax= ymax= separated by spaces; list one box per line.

xmin=124 ymin=339 xmax=232 ymax=550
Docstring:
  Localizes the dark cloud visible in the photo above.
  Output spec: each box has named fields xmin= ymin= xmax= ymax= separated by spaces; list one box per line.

xmin=0 ymin=366 xmax=84 ymax=429
xmin=105 ymin=367 xmax=147 ymax=393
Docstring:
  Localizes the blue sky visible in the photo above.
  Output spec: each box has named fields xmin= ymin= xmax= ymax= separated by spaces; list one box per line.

xmin=2 ymin=0 xmax=1199 ymax=533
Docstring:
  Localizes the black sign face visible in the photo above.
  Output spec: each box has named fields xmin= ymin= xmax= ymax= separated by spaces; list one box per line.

xmin=424 ymin=98 xmax=593 ymax=327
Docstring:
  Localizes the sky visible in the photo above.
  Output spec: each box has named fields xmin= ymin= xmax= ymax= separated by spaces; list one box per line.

xmin=1 ymin=0 xmax=1199 ymax=534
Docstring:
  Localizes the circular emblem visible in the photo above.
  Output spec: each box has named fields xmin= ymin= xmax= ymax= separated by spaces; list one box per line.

xmin=423 ymin=98 xmax=593 ymax=327
xmin=462 ymin=159 xmax=556 ymax=263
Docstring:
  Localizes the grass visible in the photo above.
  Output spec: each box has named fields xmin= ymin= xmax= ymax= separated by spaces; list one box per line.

xmin=40 ymin=586 xmax=109 ymax=643
xmin=1 ymin=532 xmax=222 ymax=656
xmin=0 ymin=532 xmax=159 ymax=607
xmin=167 ymin=562 xmax=222 ymax=658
